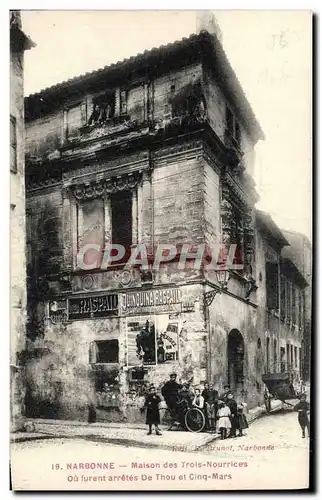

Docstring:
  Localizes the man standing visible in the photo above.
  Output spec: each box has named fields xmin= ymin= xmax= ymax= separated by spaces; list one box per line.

xmin=226 ymin=392 xmax=238 ymax=438
xmin=161 ymin=373 xmax=182 ymax=417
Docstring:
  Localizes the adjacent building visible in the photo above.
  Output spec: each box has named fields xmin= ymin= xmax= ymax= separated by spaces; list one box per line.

xmin=10 ymin=10 xmax=34 ymax=430
xmin=23 ymin=19 xmax=310 ymax=423
xmin=282 ymin=230 xmax=312 ymax=382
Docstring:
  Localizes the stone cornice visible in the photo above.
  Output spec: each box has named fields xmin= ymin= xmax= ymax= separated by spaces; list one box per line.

xmin=66 ymin=171 xmax=143 ymax=201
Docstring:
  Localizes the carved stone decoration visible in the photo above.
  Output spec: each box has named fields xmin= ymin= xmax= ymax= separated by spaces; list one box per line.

xmin=140 ymin=267 xmax=153 ymax=285
xmin=68 ymin=172 xmax=142 ymax=201
xmin=243 ymin=211 xmax=255 ymax=276
xmin=220 ymin=184 xmax=234 ymax=251
xmin=82 ymin=275 xmax=96 ymax=291
xmin=47 ymin=299 xmax=68 ymax=324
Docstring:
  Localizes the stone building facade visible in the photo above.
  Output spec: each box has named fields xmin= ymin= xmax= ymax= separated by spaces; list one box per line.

xmin=282 ymin=230 xmax=312 ymax=382
xmin=10 ymin=11 xmax=34 ymax=430
xmin=23 ymin=27 xmax=308 ymax=423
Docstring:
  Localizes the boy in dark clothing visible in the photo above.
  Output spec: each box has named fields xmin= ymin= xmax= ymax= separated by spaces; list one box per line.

xmin=142 ymin=386 xmax=162 ymax=436
xmin=226 ymin=392 xmax=238 ymax=438
xmin=294 ymin=394 xmax=310 ymax=438
xmin=178 ymin=383 xmax=193 ymax=407
xmin=219 ymin=385 xmax=230 ymax=403
xmin=202 ymin=382 xmax=218 ymax=432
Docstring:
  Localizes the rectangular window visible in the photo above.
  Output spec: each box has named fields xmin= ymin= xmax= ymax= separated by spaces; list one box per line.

xmin=266 ymin=337 xmax=270 ymax=373
xmin=287 ymin=281 xmax=292 ymax=322
xmin=88 ymin=91 xmax=115 ymax=126
xmin=290 ymin=344 xmax=294 ymax=368
xmin=280 ymin=275 xmax=286 ymax=319
xmin=120 ymin=90 xmax=128 ymax=115
xmin=226 ymin=106 xmax=234 ymax=135
xmin=273 ymin=339 xmax=277 ymax=372
xmin=286 ymin=343 xmax=290 ymax=370
xmin=299 ymin=347 xmax=302 ymax=376
xmin=299 ymin=290 xmax=304 ymax=329
xmin=235 ymin=121 xmax=241 ymax=146
xmin=280 ymin=347 xmax=286 ymax=372
xmin=78 ymin=198 xmax=105 ymax=269
xmin=292 ymin=285 xmax=296 ymax=324
xmin=10 ymin=115 xmax=17 ymax=173
xmin=95 ymin=340 xmax=119 ymax=364
xmin=65 ymin=103 xmax=86 ymax=139
xmin=266 ymin=262 xmax=278 ymax=310
xmin=285 ymin=279 xmax=289 ymax=321
xmin=111 ymin=191 xmax=132 ymax=251
xmin=294 ymin=346 xmax=298 ymax=368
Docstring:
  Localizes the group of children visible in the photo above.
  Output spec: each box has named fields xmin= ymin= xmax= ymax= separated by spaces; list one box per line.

xmin=142 ymin=380 xmax=310 ymax=441
xmin=141 ymin=381 xmax=249 ymax=439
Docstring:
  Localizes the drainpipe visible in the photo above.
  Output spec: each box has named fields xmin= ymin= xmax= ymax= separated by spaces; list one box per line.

xmin=203 ymin=287 xmax=212 ymax=383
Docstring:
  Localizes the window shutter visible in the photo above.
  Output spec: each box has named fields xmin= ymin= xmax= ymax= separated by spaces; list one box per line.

xmin=266 ymin=262 xmax=278 ymax=310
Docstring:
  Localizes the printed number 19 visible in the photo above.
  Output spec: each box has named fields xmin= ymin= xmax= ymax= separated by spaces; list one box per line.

xmin=52 ymin=464 xmax=60 ymax=470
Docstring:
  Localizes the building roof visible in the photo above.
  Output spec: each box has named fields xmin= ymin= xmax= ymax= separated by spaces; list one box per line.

xmin=256 ymin=210 xmax=290 ymax=248
xmin=282 ymin=229 xmax=312 ymax=281
xmin=280 ymin=257 xmax=308 ymax=288
xmin=24 ymin=30 xmax=264 ymax=142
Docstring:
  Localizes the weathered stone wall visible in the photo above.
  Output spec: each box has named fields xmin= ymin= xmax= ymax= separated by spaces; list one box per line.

xmin=208 ymin=291 xmax=261 ymax=407
xmin=25 ymin=63 xmax=203 ymax=161
xmin=26 ymin=188 xmax=64 ymax=280
xmin=255 ymin=229 xmax=303 ymax=383
xmin=153 ymin=147 xmax=204 ymax=247
xmin=25 ymin=283 xmax=208 ymax=423
xmin=202 ymin=160 xmax=221 ymax=249
xmin=25 ymin=111 xmax=63 ymax=160
xmin=153 ymin=63 xmax=202 ymax=122
xmin=203 ymin=66 xmax=256 ymax=177
xmin=10 ymin=48 xmax=27 ymax=430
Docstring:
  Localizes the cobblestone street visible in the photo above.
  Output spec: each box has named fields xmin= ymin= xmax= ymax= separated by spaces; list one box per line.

xmin=11 ymin=409 xmax=310 ymax=491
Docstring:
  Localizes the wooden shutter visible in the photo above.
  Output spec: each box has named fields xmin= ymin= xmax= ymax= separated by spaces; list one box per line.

xmin=266 ymin=262 xmax=278 ymax=310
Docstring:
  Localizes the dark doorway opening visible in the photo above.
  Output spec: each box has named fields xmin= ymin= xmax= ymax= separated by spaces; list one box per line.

xmin=227 ymin=329 xmax=245 ymax=394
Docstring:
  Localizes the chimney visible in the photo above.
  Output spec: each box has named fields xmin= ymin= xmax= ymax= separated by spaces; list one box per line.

xmin=196 ymin=11 xmax=223 ymax=44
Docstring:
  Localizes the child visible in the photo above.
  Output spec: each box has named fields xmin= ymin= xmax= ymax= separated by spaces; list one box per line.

xmin=294 ymin=394 xmax=310 ymax=438
xmin=217 ymin=400 xmax=231 ymax=440
xmin=142 ymin=386 xmax=162 ymax=436
xmin=202 ymin=383 xmax=218 ymax=432
xmin=192 ymin=388 xmax=205 ymax=409
xmin=236 ymin=403 xmax=249 ymax=437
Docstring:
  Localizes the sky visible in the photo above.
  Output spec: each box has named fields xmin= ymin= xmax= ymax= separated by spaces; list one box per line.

xmin=21 ymin=10 xmax=312 ymax=240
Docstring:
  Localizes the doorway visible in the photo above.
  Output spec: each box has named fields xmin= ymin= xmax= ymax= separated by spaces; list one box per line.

xmin=227 ymin=329 xmax=245 ymax=394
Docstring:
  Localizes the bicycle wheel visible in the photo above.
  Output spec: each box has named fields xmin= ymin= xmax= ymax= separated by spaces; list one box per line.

xmin=184 ymin=407 xmax=205 ymax=432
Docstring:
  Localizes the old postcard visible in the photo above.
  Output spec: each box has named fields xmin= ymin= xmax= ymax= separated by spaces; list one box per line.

xmin=10 ymin=9 xmax=312 ymax=491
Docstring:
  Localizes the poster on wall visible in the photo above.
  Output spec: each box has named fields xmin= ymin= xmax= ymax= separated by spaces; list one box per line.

xmin=126 ymin=315 xmax=179 ymax=366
